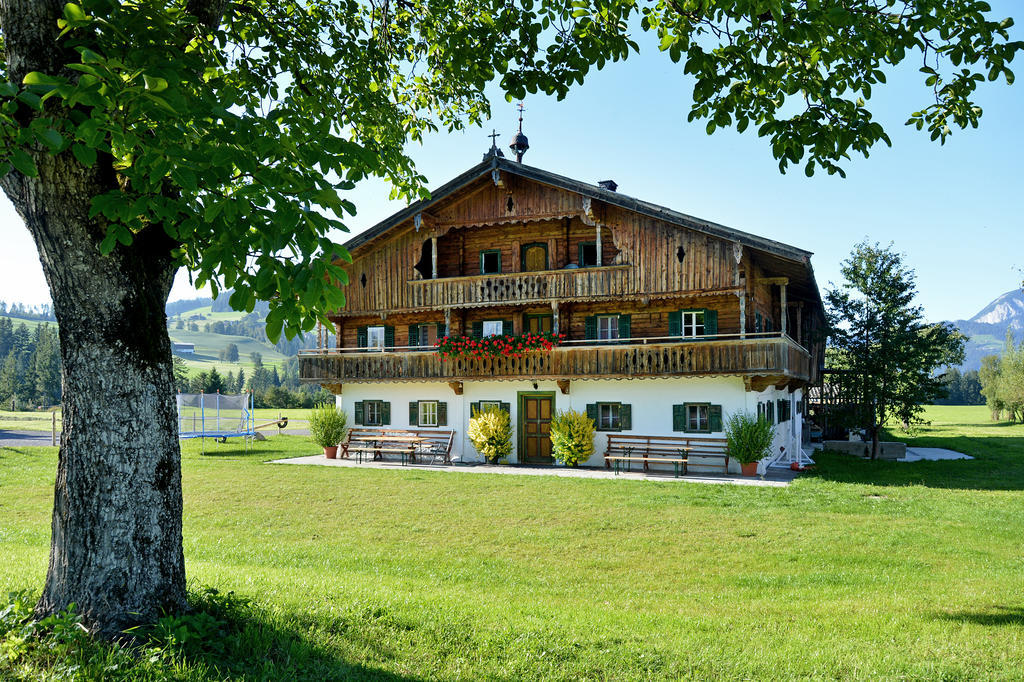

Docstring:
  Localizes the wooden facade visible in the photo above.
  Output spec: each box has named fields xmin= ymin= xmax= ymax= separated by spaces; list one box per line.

xmin=301 ymin=155 xmax=825 ymax=387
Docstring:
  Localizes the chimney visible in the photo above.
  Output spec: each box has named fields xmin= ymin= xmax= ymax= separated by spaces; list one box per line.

xmin=598 ymin=180 xmax=618 ymax=192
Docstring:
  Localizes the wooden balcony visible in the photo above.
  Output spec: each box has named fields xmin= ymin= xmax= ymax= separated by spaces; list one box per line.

xmin=406 ymin=265 xmax=631 ymax=309
xmin=299 ymin=335 xmax=813 ymax=388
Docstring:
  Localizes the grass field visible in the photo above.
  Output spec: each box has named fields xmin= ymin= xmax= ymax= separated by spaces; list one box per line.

xmin=1 ymin=405 xmax=1023 ymax=679
xmin=0 ymin=315 xmax=56 ymax=332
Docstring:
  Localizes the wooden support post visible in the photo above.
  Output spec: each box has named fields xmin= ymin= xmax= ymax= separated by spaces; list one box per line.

xmin=444 ymin=308 xmax=451 ymax=337
xmin=52 ymin=410 xmax=56 ymax=447
xmin=335 ymin=320 xmax=343 ymax=349
xmin=551 ymin=300 xmax=560 ymax=336
xmin=595 ymin=225 xmax=603 ymax=266
xmin=430 ymin=236 xmax=438 ymax=280
xmin=796 ymin=304 xmax=803 ymax=345
xmin=780 ymin=282 xmax=787 ymax=336
xmin=739 ymin=291 xmax=746 ymax=339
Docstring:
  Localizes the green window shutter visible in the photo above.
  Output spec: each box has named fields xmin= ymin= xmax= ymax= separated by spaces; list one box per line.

xmin=384 ymin=326 xmax=395 ymax=348
xmin=704 ymin=309 xmax=718 ymax=336
xmin=672 ymin=404 xmax=685 ymax=431
xmin=619 ymin=403 xmax=632 ymax=430
xmin=618 ymin=314 xmax=631 ymax=341
xmin=500 ymin=401 xmax=511 ymax=414
xmin=408 ymin=324 xmax=420 ymax=347
xmin=470 ymin=401 xmax=478 ymax=416
xmin=578 ymin=242 xmax=585 ymax=266
xmin=354 ymin=401 xmax=364 ymax=426
xmin=356 ymin=326 xmax=368 ymax=348
xmin=479 ymin=251 xmax=486 ymax=273
xmin=409 ymin=401 xmax=419 ymax=426
xmin=668 ymin=311 xmax=682 ymax=337
xmin=709 ymin=405 xmax=723 ymax=432
xmin=436 ymin=322 xmax=446 ymax=339
xmin=471 ymin=321 xmax=484 ymax=338
xmin=381 ymin=401 xmax=391 ymax=425
xmin=584 ymin=316 xmax=597 ymax=340
xmin=502 ymin=319 xmax=514 ymax=336
xmin=438 ymin=402 xmax=447 ymax=426
xmin=586 ymin=403 xmax=598 ymax=424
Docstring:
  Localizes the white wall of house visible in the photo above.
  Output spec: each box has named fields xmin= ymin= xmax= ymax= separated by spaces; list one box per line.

xmin=336 ymin=376 xmax=805 ymax=473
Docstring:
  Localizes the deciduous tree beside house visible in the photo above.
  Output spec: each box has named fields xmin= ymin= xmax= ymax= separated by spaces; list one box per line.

xmin=0 ymin=0 xmax=1018 ymax=636
xmin=825 ymin=242 xmax=966 ymax=458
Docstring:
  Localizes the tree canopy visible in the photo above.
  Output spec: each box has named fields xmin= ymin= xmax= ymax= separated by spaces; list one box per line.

xmin=825 ymin=242 xmax=966 ymax=456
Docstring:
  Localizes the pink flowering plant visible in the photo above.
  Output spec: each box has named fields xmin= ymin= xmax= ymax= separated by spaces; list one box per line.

xmin=435 ymin=332 xmax=564 ymax=360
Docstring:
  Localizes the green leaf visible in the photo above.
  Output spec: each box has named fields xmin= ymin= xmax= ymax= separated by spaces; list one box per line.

xmin=38 ymin=128 xmax=64 ymax=151
xmin=22 ymin=72 xmax=66 ymax=87
xmin=9 ymin=149 xmax=37 ymax=177
xmin=71 ymin=144 xmax=97 ymax=166
xmin=63 ymin=3 xmax=89 ymax=22
xmin=143 ymin=74 xmax=168 ymax=92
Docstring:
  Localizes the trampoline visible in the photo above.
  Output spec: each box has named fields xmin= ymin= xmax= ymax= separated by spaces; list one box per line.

xmin=176 ymin=391 xmax=255 ymax=451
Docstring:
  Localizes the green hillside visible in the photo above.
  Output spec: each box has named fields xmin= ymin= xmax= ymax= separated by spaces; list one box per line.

xmin=0 ymin=316 xmax=57 ymax=332
xmin=168 ymin=328 xmax=289 ymax=373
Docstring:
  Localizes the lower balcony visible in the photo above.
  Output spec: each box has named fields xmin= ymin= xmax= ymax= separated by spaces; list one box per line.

xmin=299 ymin=334 xmax=813 ymax=389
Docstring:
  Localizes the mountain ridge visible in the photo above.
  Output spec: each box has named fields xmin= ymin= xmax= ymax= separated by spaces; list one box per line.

xmin=949 ymin=288 xmax=1023 ymax=370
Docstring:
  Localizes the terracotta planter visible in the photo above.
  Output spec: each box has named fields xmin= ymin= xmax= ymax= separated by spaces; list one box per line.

xmin=740 ymin=462 xmax=758 ymax=477
xmin=324 ymin=446 xmax=339 ymax=459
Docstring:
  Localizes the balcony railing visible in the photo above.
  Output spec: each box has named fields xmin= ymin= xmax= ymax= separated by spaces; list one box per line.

xmin=299 ymin=333 xmax=812 ymax=385
xmin=406 ymin=264 xmax=631 ymax=308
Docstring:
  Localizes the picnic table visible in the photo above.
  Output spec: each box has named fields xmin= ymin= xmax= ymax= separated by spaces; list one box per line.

xmin=346 ymin=433 xmax=430 ymax=464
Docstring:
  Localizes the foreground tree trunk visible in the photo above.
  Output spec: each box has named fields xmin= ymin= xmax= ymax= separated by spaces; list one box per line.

xmin=1 ymin=1 xmax=185 ymax=635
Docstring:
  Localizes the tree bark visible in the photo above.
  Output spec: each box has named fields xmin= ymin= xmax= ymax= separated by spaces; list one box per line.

xmin=2 ymin=1 xmax=186 ymax=635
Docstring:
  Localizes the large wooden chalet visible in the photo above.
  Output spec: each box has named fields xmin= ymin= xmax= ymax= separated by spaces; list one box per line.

xmin=299 ymin=146 xmax=825 ymax=471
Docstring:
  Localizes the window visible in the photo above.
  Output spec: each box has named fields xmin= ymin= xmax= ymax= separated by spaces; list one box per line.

xmin=367 ymin=326 xmax=385 ymax=349
xmin=480 ymin=250 xmax=501 ymax=275
xmin=480 ymin=400 xmax=502 ymax=411
xmin=687 ymin=404 xmax=709 ymax=432
xmin=586 ymin=402 xmax=631 ymax=431
xmin=482 ymin=320 xmax=504 ymax=337
xmin=419 ymin=325 xmax=437 ymax=347
xmin=597 ymin=315 xmax=619 ymax=340
xmin=364 ymin=400 xmax=383 ymax=425
xmin=472 ymin=400 xmax=509 ymax=416
xmin=418 ymin=401 xmax=438 ymax=427
xmin=579 ymin=241 xmax=598 ymax=267
xmin=521 ymin=243 xmax=548 ymax=272
xmin=682 ymin=310 xmax=705 ymax=337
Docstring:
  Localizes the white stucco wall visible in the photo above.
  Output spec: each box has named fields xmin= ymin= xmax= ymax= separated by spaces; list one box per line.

xmin=337 ymin=376 xmax=808 ymax=473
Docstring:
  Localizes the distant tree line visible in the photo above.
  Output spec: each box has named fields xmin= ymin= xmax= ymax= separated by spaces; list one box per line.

xmin=933 ymin=368 xmax=983 ymax=405
xmin=0 ymin=301 xmax=56 ymax=322
xmin=979 ymin=330 xmax=1024 ymax=421
xmin=0 ymin=318 xmax=61 ymax=408
xmin=170 ymin=311 xmax=318 ymax=356
xmin=173 ymin=355 xmax=330 ymax=408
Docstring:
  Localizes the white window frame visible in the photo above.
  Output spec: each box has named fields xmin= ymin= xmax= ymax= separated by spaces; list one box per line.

xmin=686 ymin=404 xmax=709 ymax=432
xmin=597 ymin=315 xmax=619 ymax=340
xmin=367 ymin=325 xmax=386 ymax=349
xmin=482 ymin=320 xmax=503 ymax=337
xmin=598 ymin=403 xmax=621 ymax=431
xmin=364 ymin=400 xmax=382 ymax=426
xmin=682 ymin=311 xmax=705 ymax=338
xmin=418 ymin=400 xmax=438 ymax=427
xmin=479 ymin=400 xmax=502 ymax=411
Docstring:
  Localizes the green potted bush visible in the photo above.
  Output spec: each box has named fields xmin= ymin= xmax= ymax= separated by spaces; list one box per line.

xmin=724 ymin=411 xmax=775 ymax=476
xmin=550 ymin=408 xmax=595 ymax=467
xmin=467 ymin=405 xmax=512 ymax=464
xmin=309 ymin=403 xmax=347 ymax=459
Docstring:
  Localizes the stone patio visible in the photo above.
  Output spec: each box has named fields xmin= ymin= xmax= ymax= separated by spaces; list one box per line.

xmin=270 ymin=455 xmax=801 ymax=487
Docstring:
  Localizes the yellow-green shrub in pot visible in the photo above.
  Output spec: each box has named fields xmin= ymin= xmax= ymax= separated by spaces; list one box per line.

xmin=550 ymin=409 xmax=595 ymax=467
xmin=467 ymin=406 xmax=512 ymax=464
xmin=309 ymin=404 xmax=347 ymax=458
xmin=724 ymin=411 xmax=775 ymax=476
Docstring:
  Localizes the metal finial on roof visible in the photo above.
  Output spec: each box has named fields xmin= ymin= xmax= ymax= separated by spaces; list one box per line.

xmin=482 ymin=128 xmax=505 ymax=161
xmin=509 ymin=102 xmax=529 ymax=163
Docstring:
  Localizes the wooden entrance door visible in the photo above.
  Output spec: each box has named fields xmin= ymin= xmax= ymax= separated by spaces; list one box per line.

xmin=520 ymin=393 xmax=554 ymax=463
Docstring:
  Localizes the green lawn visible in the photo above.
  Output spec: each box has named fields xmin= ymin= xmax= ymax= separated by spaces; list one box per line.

xmin=0 ymin=408 xmax=60 ymax=431
xmin=2 ymin=406 xmax=1023 ymax=679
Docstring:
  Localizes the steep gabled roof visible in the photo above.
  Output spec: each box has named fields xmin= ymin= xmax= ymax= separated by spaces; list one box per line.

xmin=345 ymin=155 xmax=812 ymax=263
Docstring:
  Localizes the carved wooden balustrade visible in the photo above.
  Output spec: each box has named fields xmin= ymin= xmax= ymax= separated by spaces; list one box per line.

xmin=299 ymin=335 xmax=812 ymax=385
xmin=406 ymin=264 xmax=631 ymax=308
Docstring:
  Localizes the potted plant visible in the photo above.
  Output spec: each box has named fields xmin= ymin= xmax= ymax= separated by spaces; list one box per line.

xmin=467 ymin=405 xmax=512 ymax=464
xmin=309 ymin=403 xmax=347 ymax=458
xmin=549 ymin=408 xmax=595 ymax=467
xmin=724 ymin=411 xmax=775 ymax=476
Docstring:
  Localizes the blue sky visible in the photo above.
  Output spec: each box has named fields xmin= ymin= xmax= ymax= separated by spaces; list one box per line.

xmin=1 ymin=7 xmax=1021 ymax=322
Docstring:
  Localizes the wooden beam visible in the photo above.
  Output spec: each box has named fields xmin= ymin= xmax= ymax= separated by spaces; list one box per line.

xmin=321 ymin=383 xmax=343 ymax=394
xmin=448 ymin=381 xmax=464 ymax=395
xmin=557 ymin=379 xmax=570 ymax=395
xmin=757 ymin=276 xmax=789 ymax=286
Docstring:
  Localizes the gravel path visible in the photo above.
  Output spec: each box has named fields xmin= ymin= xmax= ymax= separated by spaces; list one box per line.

xmin=0 ymin=430 xmax=58 ymax=447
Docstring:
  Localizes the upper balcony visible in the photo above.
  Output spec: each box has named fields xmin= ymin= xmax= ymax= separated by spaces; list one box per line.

xmin=406 ymin=264 xmax=632 ymax=309
xmin=299 ymin=333 xmax=813 ymax=389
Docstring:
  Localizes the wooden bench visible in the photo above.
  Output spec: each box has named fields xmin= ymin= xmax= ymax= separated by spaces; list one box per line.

xmin=605 ymin=434 xmax=729 ymax=476
xmin=341 ymin=428 xmax=455 ymax=465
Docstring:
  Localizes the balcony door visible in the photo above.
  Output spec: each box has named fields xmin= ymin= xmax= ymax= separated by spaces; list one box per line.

xmin=518 ymin=392 xmax=554 ymax=464
xmin=524 ymin=314 xmax=553 ymax=335
xmin=521 ymin=243 xmax=548 ymax=272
